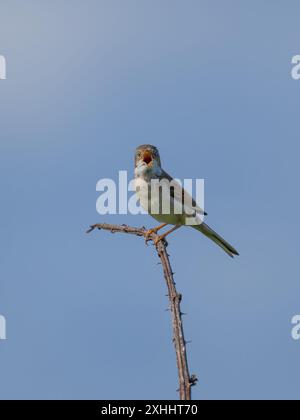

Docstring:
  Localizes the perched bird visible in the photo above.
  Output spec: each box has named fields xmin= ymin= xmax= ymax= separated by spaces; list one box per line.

xmin=134 ymin=144 xmax=239 ymax=258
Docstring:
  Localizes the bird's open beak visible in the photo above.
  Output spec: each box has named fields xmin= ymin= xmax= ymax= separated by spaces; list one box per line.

xmin=143 ymin=150 xmax=153 ymax=166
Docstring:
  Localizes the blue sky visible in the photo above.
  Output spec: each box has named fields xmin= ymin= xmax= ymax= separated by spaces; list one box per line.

xmin=0 ymin=1 xmax=300 ymax=400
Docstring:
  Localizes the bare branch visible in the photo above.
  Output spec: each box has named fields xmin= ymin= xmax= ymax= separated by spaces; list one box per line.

xmin=87 ymin=223 xmax=197 ymax=400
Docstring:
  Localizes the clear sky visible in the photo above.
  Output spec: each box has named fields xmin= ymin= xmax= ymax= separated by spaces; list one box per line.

xmin=0 ymin=0 xmax=300 ymax=400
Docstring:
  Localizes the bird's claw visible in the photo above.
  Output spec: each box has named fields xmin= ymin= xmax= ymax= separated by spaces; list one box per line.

xmin=144 ymin=229 xmax=155 ymax=244
xmin=144 ymin=226 xmax=169 ymax=246
xmin=144 ymin=227 xmax=164 ymax=245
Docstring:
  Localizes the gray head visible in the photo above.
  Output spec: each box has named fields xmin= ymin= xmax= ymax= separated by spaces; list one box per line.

xmin=135 ymin=144 xmax=161 ymax=169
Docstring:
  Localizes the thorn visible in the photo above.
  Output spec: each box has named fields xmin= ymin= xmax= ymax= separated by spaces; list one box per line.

xmin=181 ymin=312 xmax=187 ymax=316
xmin=190 ymin=374 xmax=198 ymax=386
xmin=86 ymin=225 xmax=98 ymax=234
xmin=185 ymin=340 xmax=192 ymax=344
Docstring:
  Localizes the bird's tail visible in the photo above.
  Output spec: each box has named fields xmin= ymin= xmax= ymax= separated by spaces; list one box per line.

xmin=193 ymin=222 xmax=239 ymax=258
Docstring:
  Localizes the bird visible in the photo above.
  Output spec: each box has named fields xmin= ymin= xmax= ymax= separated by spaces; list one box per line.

xmin=134 ymin=144 xmax=239 ymax=258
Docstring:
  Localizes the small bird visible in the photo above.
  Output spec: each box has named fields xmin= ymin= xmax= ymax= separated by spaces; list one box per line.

xmin=134 ymin=144 xmax=239 ymax=257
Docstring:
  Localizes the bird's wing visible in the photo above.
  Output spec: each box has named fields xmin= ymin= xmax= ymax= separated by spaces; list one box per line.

xmin=161 ymin=169 xmax=207 ymax=216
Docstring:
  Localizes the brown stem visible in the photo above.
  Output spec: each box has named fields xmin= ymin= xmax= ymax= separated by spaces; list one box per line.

xmin=87 ymin=223 xmax=198 ymax=400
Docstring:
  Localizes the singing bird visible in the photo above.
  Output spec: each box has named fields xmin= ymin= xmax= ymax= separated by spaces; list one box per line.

xmin=134 ymin=145 xmax=239 ymax=258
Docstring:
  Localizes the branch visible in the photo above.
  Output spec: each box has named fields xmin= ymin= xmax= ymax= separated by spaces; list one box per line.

xmin=87 ymin=223 xmax=198 ymax=400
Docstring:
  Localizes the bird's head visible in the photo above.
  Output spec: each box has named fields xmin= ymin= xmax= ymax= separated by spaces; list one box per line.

xmin=135 ymin=145 xmax=161 ymax=175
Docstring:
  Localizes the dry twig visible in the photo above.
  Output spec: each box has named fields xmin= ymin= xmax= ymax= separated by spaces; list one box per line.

xmin=87 ymin=223 xmax=197 ymax=400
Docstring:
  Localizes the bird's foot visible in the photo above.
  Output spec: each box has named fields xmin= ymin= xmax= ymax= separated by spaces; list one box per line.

xmin=144 ymin=224 xmax=168 ymax=244
xmin=153 ymin=224 xmax=181 ymax=246
xmin=144 ymin=227 xmax=159 ymax=244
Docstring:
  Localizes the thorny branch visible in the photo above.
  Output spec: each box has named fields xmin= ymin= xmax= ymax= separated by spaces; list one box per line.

xmin=87 ymin=223 xmax=198 ymax=400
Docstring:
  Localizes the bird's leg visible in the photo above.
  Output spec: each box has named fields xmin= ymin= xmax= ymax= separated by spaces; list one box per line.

xmin=144 ymin=223 xmax=168 ymax=243
xmin=154 ymin=225 xmax=181 ymax=246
